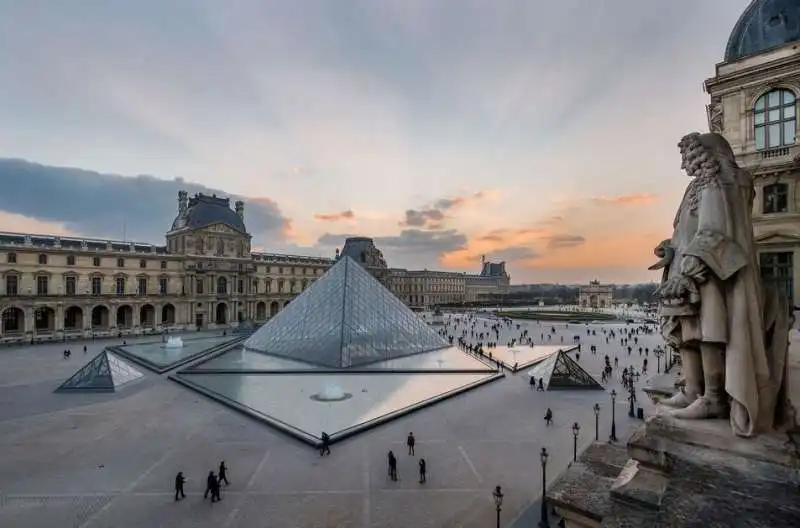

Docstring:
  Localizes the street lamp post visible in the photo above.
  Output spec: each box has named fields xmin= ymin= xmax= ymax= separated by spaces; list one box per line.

xmin=492 ymin=485 xmax=504 ymax=528
xmin=593 ymin=403 xmax=600 ymax=441
xmin=539 ymin=447 xmax=549 ymax=527
xmin=609 ymin=390 xmax=618 ymax=442
xmin=654 ymin=347 xmax=664 ymax=373
xmin=628 ymin=369 xmax=640 ymax=418
xmin=572 ymin=422 xmax=580 ymax=462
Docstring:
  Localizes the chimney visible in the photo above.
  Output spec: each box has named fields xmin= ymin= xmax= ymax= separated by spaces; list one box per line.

xmin=235 ymin=200 xmax=244 ymax=220
xmin=178 ymin=190 xmax=188 ymax=215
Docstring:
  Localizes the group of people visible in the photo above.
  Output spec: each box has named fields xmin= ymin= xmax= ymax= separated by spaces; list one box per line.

xmin=388 ymin=432 xmax=427 ymax=483
xmin=61 ymin=345 xmax=88 ymax=359
xmin=319 ymin=431 xmax=428 ymax=484
xmin=173 ymin=461 xmax=230 ymax=503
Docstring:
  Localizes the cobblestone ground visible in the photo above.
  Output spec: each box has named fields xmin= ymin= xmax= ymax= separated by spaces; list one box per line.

xmin=0 ymin=319 xmax=662 ymax=527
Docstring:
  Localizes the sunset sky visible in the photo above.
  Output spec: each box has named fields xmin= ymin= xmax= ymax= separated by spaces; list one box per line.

xmin=0 ymin=0 xmax=752 ymax=284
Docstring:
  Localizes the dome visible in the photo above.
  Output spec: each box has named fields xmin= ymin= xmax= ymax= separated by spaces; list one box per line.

xmin=170 ymin=193 xmax=247 ymax=233
xmin=725 ymin=0 xmax=800 ymax=62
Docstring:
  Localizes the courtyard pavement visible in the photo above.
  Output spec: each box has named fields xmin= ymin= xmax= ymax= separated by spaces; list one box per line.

xmin=0 ymin=319 xmax=663 ymax=528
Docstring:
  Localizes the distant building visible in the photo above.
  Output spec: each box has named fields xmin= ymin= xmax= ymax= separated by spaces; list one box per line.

xmin=578 ymin=280 xmax=613 ymax=308
xmin=0 ymin=192 xmax=508 ymax=342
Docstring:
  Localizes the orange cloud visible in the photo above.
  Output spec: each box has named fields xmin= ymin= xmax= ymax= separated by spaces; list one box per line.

xmin=441 ymin=227 xmax=548 ymax=269
xmin=591 ymin=193 xmax=658 ymax=206
xmin=0 ymin=211 xmax=77 ymax=236
xmin=314 ymin=209 xmax=355 ymax=222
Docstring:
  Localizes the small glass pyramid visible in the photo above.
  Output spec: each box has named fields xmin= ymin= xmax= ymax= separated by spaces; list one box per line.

xmin=56 ymin=350 xmax=144 ymax=392
xmin=244 ymin=256 xmax=450 ymax=368
xmin=526 ymin=350 xmax=602 ymax=390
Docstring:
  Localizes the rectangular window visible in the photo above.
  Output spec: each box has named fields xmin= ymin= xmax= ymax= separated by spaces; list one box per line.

xmin=196 ymin=279 xmax=204 ymax=294
xmin=6 ymin=275 xmax=18 ymax=296
xmin=139 ymin=259 xmax=147 ymax=269
xmin=159 ymin=277 xmax=168 ymax=295
xmin=115 ymin=277 xmax=125 ymax=296
xmin=238 ymin=279 xmax=244 ymax=294
xmin=117 ymin=258 xmax=125 ymax=267
xmin=66 ymin=255 xmax=76 ymax=266
xmin=265 ymin=280 xmax=271 ymax=293
xmin=160 ymin=260 xmax=167 ymax=270
xmin=252 ymin=280 xmax=259 ymax=293
xmin=760 ymin=251 xmax=794 ymax=306
xmin=93 ymin=257 xmax=101 ymax=266
xmin=138 ymin=277 xmax=147 ymax=295
xmin=37 ymin=275 xmax=48 ymax=295
xmin=7 ymin=253 xmax=16 ymax=264
xmin=763 ymin=183 xmax=789 ymax=214
xmin=92 ymin=276 xmax=102 ymax=295
xmin=65 ymin=276 xmax=76 ymax=296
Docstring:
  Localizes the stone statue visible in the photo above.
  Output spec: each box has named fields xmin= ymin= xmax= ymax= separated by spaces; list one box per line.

xmin=651 ymin=132 xmax=790 ymax=437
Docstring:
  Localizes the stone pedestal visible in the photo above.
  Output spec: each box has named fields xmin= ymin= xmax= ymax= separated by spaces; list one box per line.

xmin=547 ymin=414 xmax=800 ymax=527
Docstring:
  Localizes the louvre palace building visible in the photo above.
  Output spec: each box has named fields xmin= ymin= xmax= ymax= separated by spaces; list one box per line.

xmin=0 ymin=191 xmax=509 ymax=343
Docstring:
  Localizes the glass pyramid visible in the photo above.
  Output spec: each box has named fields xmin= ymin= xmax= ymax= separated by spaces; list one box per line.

xmin=56 ymin=351 xmax=144 ymax=392
xmin=526 ymin=350 xmax=603 ymax=390
xmin=244 ymin=256 xmax=450 ymax=368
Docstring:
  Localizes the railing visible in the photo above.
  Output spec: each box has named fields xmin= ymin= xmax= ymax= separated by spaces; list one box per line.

xmin=761 ymin=147 xmax=791 ymax=159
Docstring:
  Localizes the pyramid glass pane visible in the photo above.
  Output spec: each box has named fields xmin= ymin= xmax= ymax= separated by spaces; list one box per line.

xmin=525 ymin=352 xmax=559 ymax=388
xmin=548 ymin=353 xmax=603 ymax=389
xmin=106 ymin=353 xmax=144 ymax=387
xmin=57 ymin=352 xmax=115 ymax=391
xmin=243 ymin=257 xmax=449 ymax=368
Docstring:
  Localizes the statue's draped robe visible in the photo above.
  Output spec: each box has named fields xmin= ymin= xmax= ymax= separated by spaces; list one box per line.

xmin=662 ymin=166 xmax=773 ymax=437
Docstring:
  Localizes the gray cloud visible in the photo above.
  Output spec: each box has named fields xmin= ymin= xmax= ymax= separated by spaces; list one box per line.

xmin=0 ymin=158 xmax=289 ymax=244
xmin=402 ymin=208 xmax=445 ymax=227
xmin=546 ymin=234 xmax=586 ymax=249
xmin=375 ymin=229 xmax=467 ymax=253
xmin=401 ymin=191 xmax=487 ymax=228
xmin=317 ymin=229 xmax=468 ymax=269
xmin=486 ymin=246 xmax=540 ymax=262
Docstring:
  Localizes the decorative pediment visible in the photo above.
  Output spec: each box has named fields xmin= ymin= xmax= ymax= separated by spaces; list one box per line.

xmin=754 ymin=231 xmax=800 ymax=245
xmin=204 ymin=223 xmax=243 ymax=235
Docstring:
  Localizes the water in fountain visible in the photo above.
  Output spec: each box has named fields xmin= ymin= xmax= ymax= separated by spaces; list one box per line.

xmin=319 ymin=384 xmax=346 ymax=401
xmin=165 ymin=336 xmax=184 ymax=349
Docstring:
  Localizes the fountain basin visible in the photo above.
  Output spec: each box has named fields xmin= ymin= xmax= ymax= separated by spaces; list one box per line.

xmin=164 ymin=337 xmax=184 ymax=349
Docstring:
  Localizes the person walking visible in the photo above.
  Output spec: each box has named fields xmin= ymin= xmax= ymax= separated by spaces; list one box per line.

xmin=218 ymin=461 xmax=230 ymax=486
xmin=418 ymin=458 xmax=427 ymax=483
xmin=320 ymin=432 xmax=331 ymax=456
xmin=204 ymin=471 xmax=218 ymax=502
xmin=406 ymin=432 xmax=415 ymax=456
xmin=387 ymin=451 xmax=398 ymax=481
xmin=174 ymin=471 xmax=186 ymax=501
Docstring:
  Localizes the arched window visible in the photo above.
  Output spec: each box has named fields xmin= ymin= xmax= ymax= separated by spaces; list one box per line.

xmin=754 ymin=89 xmax=796 ymax=150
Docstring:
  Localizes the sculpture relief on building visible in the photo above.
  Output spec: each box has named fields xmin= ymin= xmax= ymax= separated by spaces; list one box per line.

xmin=706 ymin=97 xmax=723 ymax=133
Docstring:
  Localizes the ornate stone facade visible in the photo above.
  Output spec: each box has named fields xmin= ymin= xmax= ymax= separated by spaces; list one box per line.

xmin=0 ymin=192 xmax=509 ymax=342
xmin=578 ymin=280 xmax=613 ymax=308
xmin=705 ymin=2 xmax=800 ymax=306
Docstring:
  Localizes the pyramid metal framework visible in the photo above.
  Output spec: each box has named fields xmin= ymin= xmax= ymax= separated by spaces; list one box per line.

xmin=243 ymin=256 xmax=450 ymax=368
xmin=56 ymin=350 xmax=144 ymax=392
xmin=526 ymin=350 xmax=603 ymax=390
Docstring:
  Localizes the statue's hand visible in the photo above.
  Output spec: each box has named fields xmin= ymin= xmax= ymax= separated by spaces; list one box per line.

xmin=680 ymin=255 xmax=708 ymax=283
xmin=657 ymin=275 xmax=699 ymax=304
